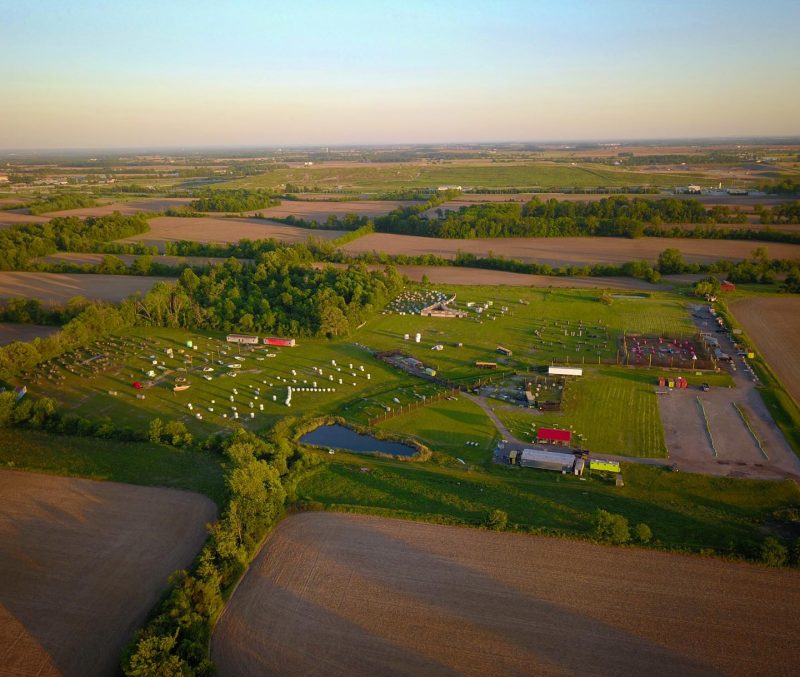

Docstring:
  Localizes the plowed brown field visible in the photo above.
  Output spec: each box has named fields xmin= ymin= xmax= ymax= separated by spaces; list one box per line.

xmin=256 ymin=199 xmax=414 ymax=222
xmin=118 ymin=216 xmax=344 ymax=251
xmin=342 ymin=233 xmax=800 ymax=267
xmin=0 ymin=272 xmax=171 ymax=303
xmin=731 ymin=296 xmax=800 ymax=405
xmin=0 ymin=470 xmax=216 ymax=677
xmin=212 ymin=512 xmax=800 ymax=677
xmin=0 ymin=322 xmax=59 ymax=346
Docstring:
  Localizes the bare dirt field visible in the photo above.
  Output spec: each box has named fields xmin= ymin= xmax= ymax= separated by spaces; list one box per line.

xmin=0 ymin=470 xmax=216 ymax=677
xmin=0 ymin=323 xmax=59 ymax=346
xmin=213 ymin=512 xmax=800 ymax=677
xmin=315 ymin=262 xmax=670 ymax=290
xmin=36 ymin=252 xmax=238 ymax=268
xmin=118 ymin=216 xmax=344 ymax=251
xmin=0 ymin=272 xmax=172 ymax=304
xmin=342 ymin=233 xmax=800 ymax=267
xmin=0 ymin=212 xmax=51 ymax=229
xmin=731 ymin=296 xmax=800 ymax=406
xmin=42 ymin=197 xmax=194 ymax=218
xmin=254 ymin=199 xmax=414 ymax=222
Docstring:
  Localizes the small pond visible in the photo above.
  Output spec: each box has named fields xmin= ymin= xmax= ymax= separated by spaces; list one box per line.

xmin=300 ymin=424 xmax=416 ymax=457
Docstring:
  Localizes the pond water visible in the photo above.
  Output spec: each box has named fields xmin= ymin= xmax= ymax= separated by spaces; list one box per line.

xmin=300 ymin=424 xmax=416 ymax=457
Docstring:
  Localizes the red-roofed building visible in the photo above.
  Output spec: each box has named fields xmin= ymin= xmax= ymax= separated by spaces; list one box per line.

xmin=537 ymin=427 xmax=572 ymax=446
xmin=720 ymin=280 xmax=736 ymax=292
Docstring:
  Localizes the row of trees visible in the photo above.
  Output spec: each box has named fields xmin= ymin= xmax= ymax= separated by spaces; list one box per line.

xmin=0 ymin=213 xmax=151 ymax=269
xmin=23 ymin=192 xmax=98 ymax=215
xmin=190 ymin=189 xmax=280 ymax=212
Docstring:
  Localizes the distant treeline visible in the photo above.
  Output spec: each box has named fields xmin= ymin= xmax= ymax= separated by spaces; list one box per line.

xmin=189 ymin=189 xmax=280 ymax=212
xmin=23 ymin=193 xmax=98 ymax=215
xmin=0 ymin=213 xmax=150 ymax=269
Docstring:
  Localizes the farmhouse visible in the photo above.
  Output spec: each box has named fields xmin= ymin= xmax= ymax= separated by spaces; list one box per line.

xmin=537 ymin=427 xmax=572 ymax=445
xmin=548 ymin=366 xmax=582 ymax=377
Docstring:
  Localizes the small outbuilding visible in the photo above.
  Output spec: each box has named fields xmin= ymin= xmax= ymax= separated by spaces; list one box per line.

xmin=548 ymin=366 xmax=583 ymax=377
xmin=519 ymin=448 xmax=576 ymax=472
xmin=537 ymin=428 xmax=572 ymax=445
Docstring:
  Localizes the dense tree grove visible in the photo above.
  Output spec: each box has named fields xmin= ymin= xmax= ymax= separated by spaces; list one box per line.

xmin=189 ymin=189 xmax=280 ymax=212
xmin=758 ymin=200 xmax=800 ymax=224
xmin=0 ymin=213 xmax=150 ymax=269
xmin=25 ymin=193 xmax=98 ymax=215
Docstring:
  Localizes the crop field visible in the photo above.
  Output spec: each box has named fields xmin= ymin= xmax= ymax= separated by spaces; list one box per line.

xmin=495 ymin=367 xmax=667 ymax=457
xmin=731 ymin=296 xmax=800 ymax=407
xmin=117 ymin=216 xmax=344 ymax=251
xmin=254 ymin=199 xmax=415 ymax=221
xmin=42 ymin=197 xmax=194 ymax=217
xmin=0 ymin=272 xmax=172 ymax=303
xmin=359 ymin=286 xmax=694 ymax=381
xmin=0 ymin=211 xmax=50 ymax=229
xmin=212 ymin=512 xmax=800 ymax=677
xmin=10 ymin=327 xmax=432 ymax=436
xmin=0 ymin=322 xmax=59 ymax=346
xmin=0 ymin=470 xmax=216 ymax=677
xmin=223 ymin=161 xmax=718 ymax=191
xmin=320 ymin=262 xmax=671 ymax=290
xmin=342 ymin=233 xmax=800 ymax=266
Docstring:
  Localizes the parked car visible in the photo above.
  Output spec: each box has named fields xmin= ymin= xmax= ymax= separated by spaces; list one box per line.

xmin=700 ymin=383 xmax=710 ymax=391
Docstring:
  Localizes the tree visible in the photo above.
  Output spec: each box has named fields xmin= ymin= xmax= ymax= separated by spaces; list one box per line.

xmin=148 ymin=418 xmax=164 ymax=444
xmin=657 ymin=248 xmax=686 ymax=274
xmin=634 ymin=523 xmax=652 ymax=543
xmin=124 ymin=631 xmax=188 ymax=677
xmin=594 ymin=509 xmax=630 ymax=544
xmin=486 ymin=509 xmax=508 ymax=530
xmin=163 ymin=420 xmax=192 ymax=447
xmin=0 ymin=391 xmax=16 ymax=427
xmin=760 ymin=537 xmax=788 ymax=567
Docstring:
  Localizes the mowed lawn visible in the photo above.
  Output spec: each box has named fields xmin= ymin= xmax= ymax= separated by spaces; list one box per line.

xmin=496 ymin=367 xmax=667 ymax=457
xmin=297 ymin=456 xmax=800 ymax=554
xmin=360 ymin=286 xmax=694 ymax=381
xmin=376 ymin=395 xmax=499 ymax=465
xmin=0 ymin=428 xmax=227 ymax=504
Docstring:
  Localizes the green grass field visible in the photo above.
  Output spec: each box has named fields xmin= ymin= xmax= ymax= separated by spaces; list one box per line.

xmin=494 ymin=367 xmax=667 ymax=457
xmin=376 ymin=395 xmax=499 ymax=465
xmin=0 ymin=427 xmax=227 ymax=504
xmin=222 ymin=162 xmax=720 ymax=192
xmin=360 ymin=286 xmax=695 ymax=381
xmin=296 ymin=454 xmax=800 ymax=554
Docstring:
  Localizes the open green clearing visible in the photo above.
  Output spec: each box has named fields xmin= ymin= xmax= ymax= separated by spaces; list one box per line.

xmin=0 ymin=427 xmax=226 ymax=504
xmin=376 ymin=395 xmax=499 ymax=465
xmin=223 ymin=162 xmax=718 ymax=192
xmin=296 ymin=455 xmax=800 ymax=555
xmin=359 ymin=286 xmax=695 ymax=381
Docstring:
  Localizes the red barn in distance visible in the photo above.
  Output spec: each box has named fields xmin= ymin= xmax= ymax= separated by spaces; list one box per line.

xmin=720 ymin=280 xmax=736 ymax=292
xmin=537 ymin=428 xmax=572 ymax=445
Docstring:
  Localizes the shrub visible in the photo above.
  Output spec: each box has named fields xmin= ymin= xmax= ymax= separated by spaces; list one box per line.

xmin=634 ymin=522 xmax=652 ymax=543
xmin=760 ymin=537 xmax=788 ymax=567
xmin=594 ymin=509 xmax=630 ymax=544
xmin=486 ymin=509 xmax=508 ymax=531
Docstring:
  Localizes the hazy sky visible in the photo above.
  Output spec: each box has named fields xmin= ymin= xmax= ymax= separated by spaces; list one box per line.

xmin=2 ymin=0 xmax=799 ymax=149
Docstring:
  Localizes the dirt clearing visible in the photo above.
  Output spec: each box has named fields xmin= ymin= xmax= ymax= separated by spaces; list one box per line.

xmin=342 ymin=233 xmax=800 ymax=267
xmin=0 ymin=272 xmax=172 ymax=304
xmin=118 ymin=216 xmax=344 ymax=251
xmin=0 ymin=470 xmax=216 ymax=677
xmin=731 ymin=296 xmax=800 ymax=407
xmin=213 ymin=512 xmax=799 ymax=677
xmin=0 ymin=322 xmax=59 ymax=346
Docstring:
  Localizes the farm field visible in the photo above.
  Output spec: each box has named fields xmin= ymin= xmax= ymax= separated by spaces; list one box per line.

xmin=318 ymin=262 xmax=672 ymax=289
xmin=730 ymin=296 xmax=800 ymax=407
xmin=117 ymin=216 xmax=344 ymax=250
xmin=0 ymin=470 xmax=216 ymax=677
xmin=359 ymin=286 xmax=694 ymax=381
xmin=0 ymin=322 xmax=59 ymax=346
xmin=493 ymin=367 xmax=667 ymax=457
xmin=223 ymin=161 xmax=721 ymax=191
xmin=213 ymin=512 xmax=800 ymax=677
xmin=253 ymin=199 xmax=415 ymax=221
xmin=0 ymin=272 xmax=171 ymax=303
xmin=36 ymin=251 xmax=238 ymax=268
xmin=41 ymin=197 xmax=194 ymax=217
xmin=0 ymin=211 xmax=50 ymax=229
xmin=342 ymin=233 xmax=800 ymax=266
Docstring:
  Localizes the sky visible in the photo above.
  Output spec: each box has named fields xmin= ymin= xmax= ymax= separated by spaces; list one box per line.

xmin=1 ymin=0 xmax=799 ymax=149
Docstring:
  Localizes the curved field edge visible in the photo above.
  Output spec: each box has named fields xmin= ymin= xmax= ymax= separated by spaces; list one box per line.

xmin=722 ymin=297 xmax=800 ymax=459
xmin=211 ymin=511 xmax=800 ymax=677
xmin=0 ymin=469 xmax=217 ymax=677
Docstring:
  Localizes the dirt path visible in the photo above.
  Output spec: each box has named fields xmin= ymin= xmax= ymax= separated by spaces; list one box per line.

xmin=213 ymin=512 xmax=800 ymax=677
xmin=0 ymin=470 xmax=216 ymax=677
